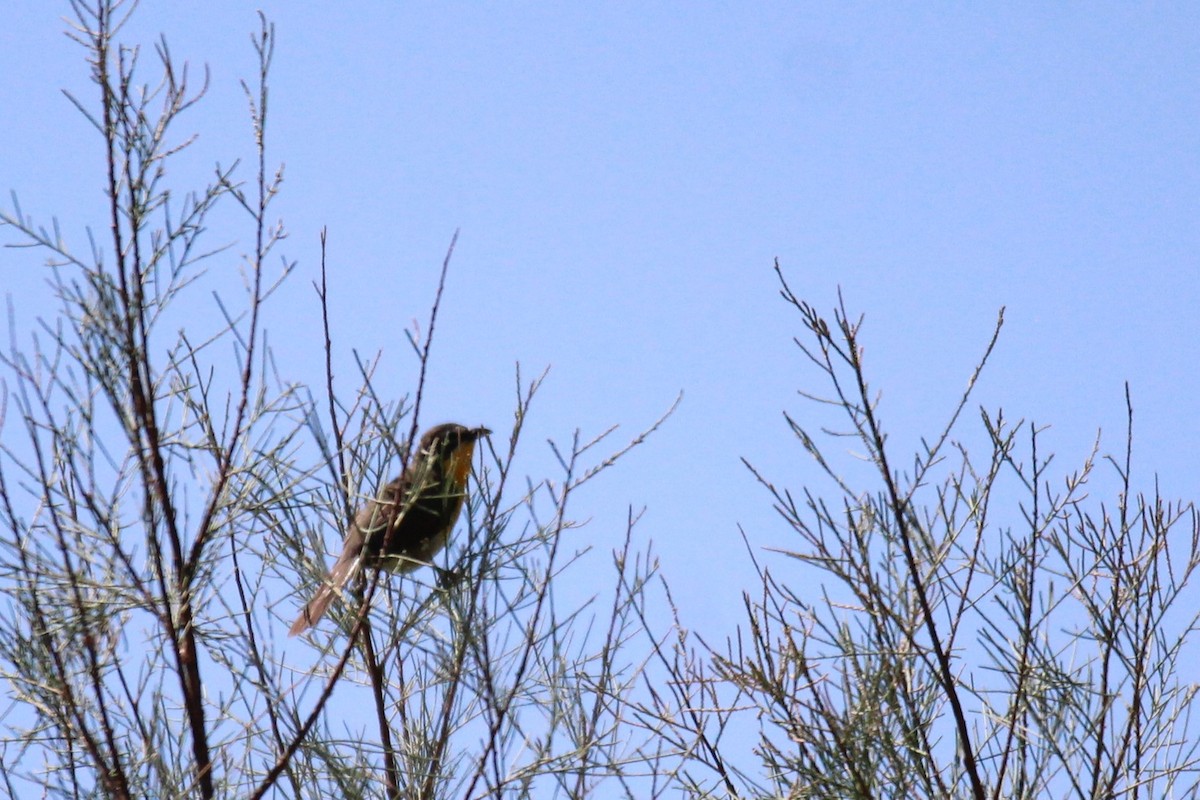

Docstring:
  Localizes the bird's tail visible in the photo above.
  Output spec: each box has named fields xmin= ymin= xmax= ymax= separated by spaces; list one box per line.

xmin=289 ymin=539 xmax=362 ymax=637
xmin=288 ymin=584 xmax=337 ymax=636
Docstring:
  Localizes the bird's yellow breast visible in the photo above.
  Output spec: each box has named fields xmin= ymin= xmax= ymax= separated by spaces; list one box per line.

xmin=446 ymin=440 xmax=477 ymax=490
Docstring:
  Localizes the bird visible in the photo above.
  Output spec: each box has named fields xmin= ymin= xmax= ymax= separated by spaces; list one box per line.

xmin=289 ymin=422 xmax=491 ymax=636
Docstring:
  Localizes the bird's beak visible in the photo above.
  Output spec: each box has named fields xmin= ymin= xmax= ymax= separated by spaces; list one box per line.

xmin=473 ymin=426 xmax=492 ymax=439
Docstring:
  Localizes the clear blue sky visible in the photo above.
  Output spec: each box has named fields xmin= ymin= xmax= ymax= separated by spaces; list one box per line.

xmin=3 ymin=3 xmax=1198 ymax=654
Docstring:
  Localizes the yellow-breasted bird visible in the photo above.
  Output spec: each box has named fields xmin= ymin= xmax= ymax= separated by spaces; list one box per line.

xmin=289 ymin=422 xmax=491 ymax=637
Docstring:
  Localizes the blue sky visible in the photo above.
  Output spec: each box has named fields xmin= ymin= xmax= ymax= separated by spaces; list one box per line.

xmin=3 ymin=2 xmax=1198 ymax=667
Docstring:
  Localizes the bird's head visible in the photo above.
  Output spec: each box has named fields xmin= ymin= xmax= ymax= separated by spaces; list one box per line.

xmin=420 ymin=423 xmax=491 ymax=484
